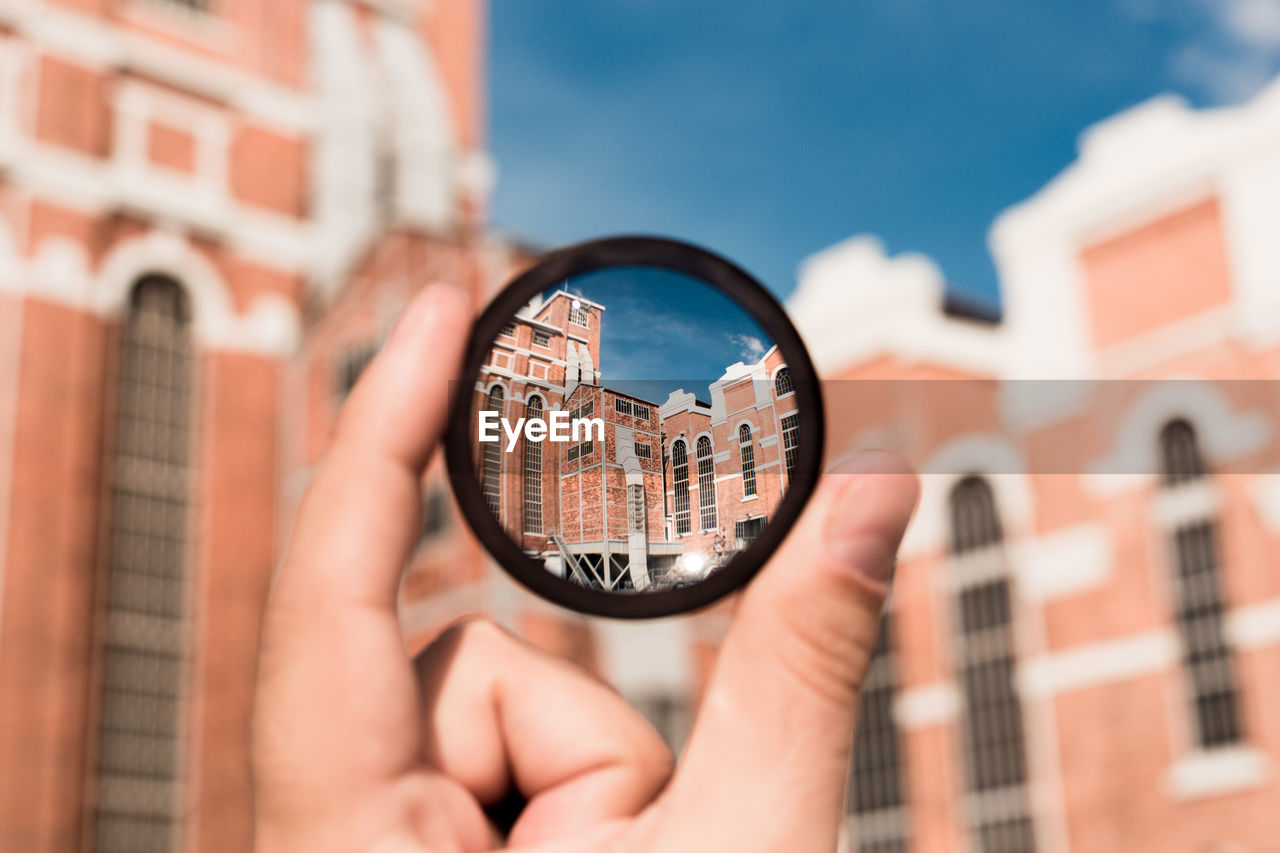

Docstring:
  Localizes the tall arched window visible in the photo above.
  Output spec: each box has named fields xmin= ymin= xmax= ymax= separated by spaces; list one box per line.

xmin=523 ymin=396 xmax=544 ymax=534
xmin=697 ymin=436 xmax=717 ymax=531
xmin=738 ymin=423 xmax=757 ymax=498
xmin=1158 ymin=419 xmax=1242 ymax=748
xmin=774 ymin=366 xmax=794 ymax=397
xmin=672 ymin=440 xmax=690 ymax=535
xmin=94 ymin=277 xmax=195 ymax=852
xmin=481 ymin=386 xmax=504 ymax=518
xmin=847 ymin=614 xmax=909 ymax=853
xmin=949 ymin=476 xmax=1036 ymax=853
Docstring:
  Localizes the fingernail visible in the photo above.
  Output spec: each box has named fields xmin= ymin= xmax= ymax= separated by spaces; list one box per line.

xmin=823 ymin=451 xmax=918 ymax=585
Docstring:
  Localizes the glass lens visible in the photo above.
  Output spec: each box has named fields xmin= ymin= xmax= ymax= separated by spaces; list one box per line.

xmin=469 ymin=265 xmax=799 ymax=593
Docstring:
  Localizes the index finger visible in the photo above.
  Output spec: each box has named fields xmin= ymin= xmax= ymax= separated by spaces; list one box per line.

xmin=275 ymin=282 xmax=471 ymax=611
xmin=253 ymin=284 xmax=473 ymax=821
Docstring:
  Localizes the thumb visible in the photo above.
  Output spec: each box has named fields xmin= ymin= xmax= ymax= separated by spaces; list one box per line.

xmin=657 ymin=451 xmax=918 ymax=851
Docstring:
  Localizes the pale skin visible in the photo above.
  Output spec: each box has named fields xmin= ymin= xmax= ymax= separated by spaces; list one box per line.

xmin=252 ymin=283 xmax=920 ymax=852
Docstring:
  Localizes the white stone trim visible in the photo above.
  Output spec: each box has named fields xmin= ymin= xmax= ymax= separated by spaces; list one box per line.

xmin=94 ymin=230 xmax=299 ymax=357
xmin=1012 ymin=523 xmax=1113 ymax=602
xmin=0 ymin=132 xmax=309 ymax=270
xmin=1092 ymin=306 xmax=1235 ymax=378
xmin=1149 ymin=480 xmax=1223 ymax=529
xmin=1017 ymin=629 xmax=1180 ymax=698
xmin=113 ymin=76 xmax=230 ymax=193
xmin=900 ymin=434 xmax=1033 ymax=558
xmin=788 ymin=235 xmax=1007 ymax=378
xmin=0 ymin=0 xmax=313 ymax=133
xmin=1225 ymin=597 xmax=1280 ymax=650
xmin=1251 ymin=474 xmax=1280 ymax=531
xmin=1083 ymin=382 xmax=1271 ymax=494
xmin=1163 ymin=747 xmax=1270 ymax=802
xmin=893 ymin=681 xmax=961 ymax=728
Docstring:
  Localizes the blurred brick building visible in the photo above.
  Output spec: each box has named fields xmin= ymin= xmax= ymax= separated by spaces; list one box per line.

xmin=786 ymin=90 xmax=1280 ymax=851
xmin=0 ymin=0 xmax=509 ymax=850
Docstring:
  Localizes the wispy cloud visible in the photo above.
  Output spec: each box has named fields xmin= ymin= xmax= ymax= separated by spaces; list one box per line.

xmin=730 ymin=333 xmax=766 ymax=363
xmin=1129 ymin=0 xmax=1280 ymax=103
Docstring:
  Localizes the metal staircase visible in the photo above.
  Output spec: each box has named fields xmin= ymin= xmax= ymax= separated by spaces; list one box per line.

xmin=548 ymin=532 xmax=599 ymax=588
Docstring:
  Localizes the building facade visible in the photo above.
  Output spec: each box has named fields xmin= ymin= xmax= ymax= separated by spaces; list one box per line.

xmin=784 ymin=88 xmax=1280 ymax=851
xmin=0 ymin=1 xmax=505 ymax=851
xmin=473 ymin=289 xmax=795 ymax=592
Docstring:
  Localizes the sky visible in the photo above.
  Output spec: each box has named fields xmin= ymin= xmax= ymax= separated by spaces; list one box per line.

xmin=488 ymin=0 xmax=1280 ymax=311
xmin=537 ymin=266 xmax=771 ymax=405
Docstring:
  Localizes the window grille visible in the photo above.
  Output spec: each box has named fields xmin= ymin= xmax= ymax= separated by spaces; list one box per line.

xmin=632 ymin=404 xmax=649 ymax=421
xmin=848 ymin=615 xmax=909 ymax=853
xmin=152 ymin=0 xmax=211 ymax=11
xmin=532 ymin=329 xmax=551 ymax=348
xmin=628 ymin=484 xmax=646 ymax=535
xmin=419 ymin=487 xmax=449 ymax=544
xmin=569 ymin=305 xmax=591 ymax=327
xmin=1159 ymin=420 xmax=1243 ymax=748
xmin=523 ymin=396 xmax=544 ymax=534
xmin=93 ymin=277 xmax=194 ymax=853
xmin=738 ymin=423 xmax=757 ymax=497
xmin=632 ymin=692 xmax=690 ymax=752
xmin=481 ymin=387 xmax=504 ymax=517
xmin=734 ymin=516 xmax=766 ymax=545
xmin=571 ymin=400 xmax=594 ymax=422
xmin=780 ymin=413 xmax=799 ymax=477
xmin=774 ymin=367 xmax=794 ymax=397
xmin=336 ymin=344 xmax=376 ymax=402
xmin=500 ymin=321 xmax=516 ymax=338
xmin=697 ymin=436 xmax=717 ymax=531
xmin=672 ymin=440 xmax=691 ymax=535
xmin=634 ymin=443 xmax=652 ymax=460
xmin=948 ymin=476 xmax=1035 ymax=853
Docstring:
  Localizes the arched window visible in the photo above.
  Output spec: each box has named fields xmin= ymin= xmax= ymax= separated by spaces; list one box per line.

xmin=950 ymin=475 xmax=1003 ymax=554
xmin=774 ymin=366 xmax=794 ymax=397
xmin=523 ymin=396 xmax=543 ymax=534
xmin=1160 ymin=418 xmax=1205 ymax=486
xmin=672 ymin=440 xmax=690 ymax=535
xmin=94 ymin=277 xmax=195 ymax=852
xmin=949 ymin=476 xmax=1036 ymax=852
xmin=481 ymin=386 xmax=504 ymax=518
xmin=1158 ymin=419 xmax=1242 ymax=748
xmin=738 ymin=423 xmax=757 ymax=498
xmin=848 ymin=615 xmax=909 ymax=852
xmin=697 ymin=436 xmax=717 ymax=531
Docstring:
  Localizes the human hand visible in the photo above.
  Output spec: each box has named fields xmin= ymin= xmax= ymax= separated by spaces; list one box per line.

xmin=252 ymin=283 xmax=919 ymax=852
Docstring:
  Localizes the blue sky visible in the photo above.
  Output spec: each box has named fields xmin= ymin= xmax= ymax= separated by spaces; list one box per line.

xmin=489 ymin=1 xmax=1280 ymax=310
xmin=541 ymin=266 xmax=770 ymax=405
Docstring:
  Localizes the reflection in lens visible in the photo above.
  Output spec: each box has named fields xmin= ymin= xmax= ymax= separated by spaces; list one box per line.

xmin=472 ymin=266 xmax=798 ymax=593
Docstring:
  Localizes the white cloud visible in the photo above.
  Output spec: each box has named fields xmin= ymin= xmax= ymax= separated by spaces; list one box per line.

xmin=1157 ymin=0 xmax=1280 ymax=103
xmin=1221 ymin=0 xmax=1280 ymax=48
xmin=1171 ymin=41 xmax=1277 ymax=103
xmin=731 ymin=333 xmax=766 ymax=363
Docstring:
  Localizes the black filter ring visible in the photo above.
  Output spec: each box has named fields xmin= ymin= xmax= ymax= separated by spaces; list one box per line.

xmin=444 ymin=235 xmax=825 ymax=619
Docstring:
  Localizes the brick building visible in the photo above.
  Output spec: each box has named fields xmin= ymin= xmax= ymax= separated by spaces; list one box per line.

xmin=473 ymin=288 xmax=796 ymax=592
xmin=0 ymin=1 xmax=506 ymax=850
xmin=784 ymin=90 xmax=1280 ymax=851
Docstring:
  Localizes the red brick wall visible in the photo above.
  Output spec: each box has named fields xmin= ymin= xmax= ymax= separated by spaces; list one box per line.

xmin=0 ymin=302 xmax=108 ymax=852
